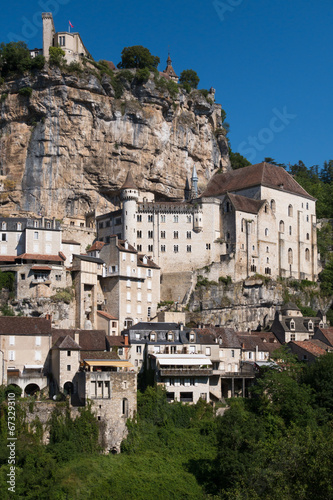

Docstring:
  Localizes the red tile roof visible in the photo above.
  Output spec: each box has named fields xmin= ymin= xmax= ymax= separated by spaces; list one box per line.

xmin=137 ymin=254 xmax=160 ymax=269
xmin=316 ymin=328 xmax=333 ymax=347
xmin=97 ymin=311 xmax=118 ymax=320
xmin=290 ymin=340 xmax=327 ymax=357
xmin=31 ymin=265 xmax=52 ymax=271
xmin=17 ymin=253 xmax=65 ymax=262
xmin=201 ymin=162 xmax=315 ymax=200
xmin=51 ymin=329 xmax=107 ymax=350
xmin=89 ymin=241 xmax=105 ymax=252
xmin=107 ymin=335 xmax=126 ymax=347
xmin=0 ymin=256 xmax=16 ymax=262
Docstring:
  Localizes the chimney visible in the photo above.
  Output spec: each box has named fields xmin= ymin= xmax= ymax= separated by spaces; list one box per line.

xmin=124 ymin=333 xmax=129 ymax=346
xmin=45 ymin=313 xmax=52 ymax=321
xmin=179 ymin=323 xmax=184 ymax=331
xmin=74 ymin=332 xmax=80 ymax=344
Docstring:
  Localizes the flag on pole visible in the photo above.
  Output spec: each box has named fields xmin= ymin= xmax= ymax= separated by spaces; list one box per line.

xmin=69 ymin=21 xmax=74 ymax=28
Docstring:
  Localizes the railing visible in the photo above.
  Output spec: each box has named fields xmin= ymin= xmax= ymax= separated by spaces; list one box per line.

xmin=8 ymin=371 xmax=46 ymax=379
xmin=160 ymin=368 xmax=213 ymax=376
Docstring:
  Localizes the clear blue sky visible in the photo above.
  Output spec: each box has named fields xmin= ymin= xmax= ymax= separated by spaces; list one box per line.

xmin=1 ymin=0 xmax=333 ymax=168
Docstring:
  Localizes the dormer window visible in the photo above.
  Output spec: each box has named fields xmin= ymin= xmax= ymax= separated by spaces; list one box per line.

xmin=1 ymin=222 xmax=6 ymax=230
xmin=150 ymin=332 xmax=156 ymax=341
xmin=17 ymin=222 xmax=21 ymax=230
xmin=143 ymin=255 xmax=148 ymax=265
xmin=308 ymin=321 xmax=313 ymax=332
xmin=189 ymin=332 xmax=195 ymax=342
xmin=319 ymin=321 xmax=324 ymax=328
xmin=290 ymin=320 xmax=295 ymax=331
xmin=167 ymin=332 xmax=173 ymax=341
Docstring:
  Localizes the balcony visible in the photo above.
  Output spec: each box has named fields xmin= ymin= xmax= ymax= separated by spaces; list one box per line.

xmin=160 ymin=368 xmax=213 ymax=377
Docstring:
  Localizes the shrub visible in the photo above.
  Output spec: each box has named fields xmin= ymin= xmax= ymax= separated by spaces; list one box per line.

xmin=199 ymin=89 xmax=209 ymax=98
xmin=136 ymin=67 xmax=150 ymax=83
xmin=1 ymin=304 xmax=15 ymax=316
xmin=218 ymin=275 xmax=232 ymax=285
xmin=18 ymin=86 xmax=33 ymax=97
xmin=49 ymin=46 xmax=65 ymax=67
xmin=65 ymin=61 xmax=83 ymax=73
xmin=51 ymin=288 xmax=73 ymax=304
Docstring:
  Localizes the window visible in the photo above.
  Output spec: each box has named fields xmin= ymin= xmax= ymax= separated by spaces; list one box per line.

xmin=9 ymin=336 xmax=15 ymax=346
xmin=168 ymin=332 xmax=173 ymax=341
xmin=21 ymin=274 xmax=25 ymax=280
xmin=126 ymin=291 xmax=131 ymax=300
xmin=137 ymin=230 xmax=142 ymax=238
xmin=264 ymin=228 xmax=268 ymax=236
xmin=265 ymin=267 xmax=271 ymax=275
xmin=290 ymin=320 xmax=295 ymax=331
xmin=34 ymin=231 xmax=38 ymax=240
xmin=56 ymin=274 xmax=61 ymax=281
xmin=241 ymin=219 xmax=245 ymax=232
xmin=148 ymin=231 xmax=153 ymax=239
xmin=290 ymin=334 xmax=296 ymax=341
xmin=266 ymin=257 xmax=269 ymax=263
xmin=279 ymin=220 xmax=285 ymax=233
xmin=136 ymin=346 xmax=141 ymax=354
xmin=150 ymin=333 xmax=156 ymax=341
xmin=174 ymin=245 xmax=179 ymax=253
xmin=264 ymin=204 xmax=268 ymax=213
xmin=288 ymin=204 xmax=293 ymax=217
xmin=187 ymin=245 xmax=191 ymax=252
xmin=148 ymin=215 xmax=153 ymax=222
xmin=126 ymin=279 xmax=131 ymax=288
xmin=147 ymin=307 xmax=151 ymax=317
xmin=147 ymin=293 xmax=152 ymax=303
xmin=173 ymin=231 xmax=178 ymax=239
xmin=288 ymin=248 xmax=293 ymax=264
xmin=1 ymin=222 xmax=6 ymax=230
xmin=306 ymin=203 xmax=309 ymax=210
xmin=147 ymin=269 xmax=152 ymax=277
xmin=17 ymin=222 xmax=22 ymax=230
xmin=147 ymin=244 xmax=153 ymax=252
xmin=122 ymin=398 xmax=128 ymax=417
xmin=270 ymin=200 xmax=276 ymax=212
xmin=115 ymin=217 xmax=122 ymax=226
xmin=308 ymin=321 xmax=313 ymax=332
xmin=186 ymin=231 xmax=191 ymax=239
xmin=9 ymin=351 xmax=15 ymax=361
xmin=289 ymin=226 xmax=292 ymax=235
xmin=67 ymin=350 xmax=71 ymax=357
xmin=59 ymin=35 xmax=65 ymax=46
xmin=187 ymin=215 xmax=191 ymax=223
xmin=173 ymin=215 xmax=178 ymax=223
xmin=160 ymin=231 xmax=166 ymax=239
xmin=67 ymin=365 xmax=71 ymax=371
xmin=137 ymin=215 xmax=142 ymax=222
xmin=147 ymin=281 xmax=152 ymax=290
xmin=206 ymin=243 xmax=211 ymax=250
xmin=126 ymin=265 xmax=131 ymax=276
xmin=205 ymin=347 xmax=211 ymax=356
xmin=305 ymin=248 xmax=310 ymax=261
xmin=248 ymin=351 xmax=253 ymax=360
xmin=231 ymin=350 xmax=235 ymax=358
xmin=2 ymin=233 xmax=6 ymax=242
xmin=126 ymin=304 xmax=131 ymax=313
xmin=190 ymin=333 xmax=195 ymax=342
xmin=266 ymin=246 xmax=269 ymax=253
xmin=160 ymin=215 xmax=166 ymax=223
xmin=137 ymin=244 xmax=142 ymax=252
xmin=161 ymin=245 xmax=166 ymax=252
xmin=306 ymin=233 xmax=309 ymax=240
xmin=137 ymin=292 xmax=142 ymax=302
xmin=225 ymin=202 xmax=230 ymax=213
xmin=35 ymin=336 xmax=41 ymax=346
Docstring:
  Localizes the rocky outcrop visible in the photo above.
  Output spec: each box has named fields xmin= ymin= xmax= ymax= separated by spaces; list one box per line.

xmin=0 ymin=67 xmax=229 ymax=217
xmin=187 ymin=278 xmax=331 ymax=331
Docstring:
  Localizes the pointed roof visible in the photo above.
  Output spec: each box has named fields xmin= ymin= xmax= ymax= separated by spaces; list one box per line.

xmin=121 ymin=171 xmax=137 ymax=190
xmin=201 ymin=162 xmax=315 ymax=200
xmin=52 ymin=335 xmax=81 ymax=350
xmin=192 ymin=164 xmax=198 ymax=181
xmin=227 ymin=193 xmax=266 ymax=214
xmin=163 ymin=53 xmax=178 ymax=79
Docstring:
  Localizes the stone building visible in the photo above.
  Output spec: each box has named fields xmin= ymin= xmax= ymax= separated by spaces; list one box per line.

xmin=42 ymin=12 xmax=91 ymax=63
xmin=96 ymin=163 xmax=318 ymax=301
xmin=0 ymin=316 xmax=52 ymax=395
xmin=98 ymin=235 xmax=160 ymax=330
xmin=162 ymin=54 xmax=179 ymax=82
xmin=270 ymin=303 xmax=325 ymax=343
xmin=288 ymin=339 xmax=333 ymax=363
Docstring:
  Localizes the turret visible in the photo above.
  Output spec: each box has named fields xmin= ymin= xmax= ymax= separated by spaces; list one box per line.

xmin=121 ymin=171 xmax=138 ymax=245
xmin=42 ymin=12 xmax=55 ymax=60
xmin=191 ymin=164 xmax=198 ymax=199
xmin=193 ymin=205 xmax=203 ymax=233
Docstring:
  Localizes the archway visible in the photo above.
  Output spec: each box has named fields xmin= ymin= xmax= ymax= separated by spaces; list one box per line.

xmin=64 ymin=382 xmax=74 ymax=396
xmin=25 ymin=383 xmax=40 ymax=396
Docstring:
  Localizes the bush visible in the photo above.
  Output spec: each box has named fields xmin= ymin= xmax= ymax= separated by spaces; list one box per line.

xmin=51 ymin=288 xmax=73 ymax=304
xmin=65 ymin=61 xmax=82 ymax=73
xmin=0 ymin=270 xmax=15 ymax=291
xmin=18 ymin=86 xmax=33 ymax=97
xmin=49 ymin=46 xmax=65 ymax=67
xmin=218 ymin=275 xmax=232 ymax=285
xmin=1 ymin=304 xmax=15 ymax=316
xmin=136 ymin=67 xmax=150 ymax=83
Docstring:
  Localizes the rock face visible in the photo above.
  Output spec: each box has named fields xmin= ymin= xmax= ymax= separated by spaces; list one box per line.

xmin=0 ymin=68 xmax=230 ymax=217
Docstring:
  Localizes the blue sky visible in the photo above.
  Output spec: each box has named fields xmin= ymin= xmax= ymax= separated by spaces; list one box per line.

xmin=1 ymin=0 xmax=333 ymax=168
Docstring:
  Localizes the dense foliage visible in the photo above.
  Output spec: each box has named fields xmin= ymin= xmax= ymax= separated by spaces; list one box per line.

xmin=117 ymin=45 xmax=160 ymax=70
xmin=0 ymin=42 xmax=44 ymax=76
xmin=179 ymin=69 xmax=200 ymax=92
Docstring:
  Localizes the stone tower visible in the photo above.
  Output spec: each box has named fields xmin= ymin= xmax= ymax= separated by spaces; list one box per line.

xmin=42 ymin=12 xmax=55 ymax=60
xmin=121 ymin=171 xmax=138 ymax=245
xmin=191 ymin=164 xmax=198 ymax=199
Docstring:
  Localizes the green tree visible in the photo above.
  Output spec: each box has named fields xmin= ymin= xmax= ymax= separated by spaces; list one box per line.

xmin=179 ymin=69 xmax=200 ymax=92
xmin=117 ymin=45 xmax=160 ymax=69
xmin=48 ymin=47 xmax=66 ymax=67
xmin=302 ymin=353 xmax=333 ymax=422
xmin=229 ymin=148 xmax=251 ymax=169
xmin=0 ymin=41 xmax=32 ymax=75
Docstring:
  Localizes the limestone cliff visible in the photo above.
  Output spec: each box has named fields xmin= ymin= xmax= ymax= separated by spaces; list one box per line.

xmin=0 ymin=67 xmax=229 ymax=217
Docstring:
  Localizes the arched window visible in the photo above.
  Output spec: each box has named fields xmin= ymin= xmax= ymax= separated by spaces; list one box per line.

xmin=122 ymin=398 xmax=128 ymax=417
xmin=306 ymin=202 xmax=309 ymax=210
xmin=266 ymin=246 xmax=269 ymax=253
xmin=225 ymin=202 xmax=230 ymax=213
xmin=226 ymin=232 xmax=230 ymax=240
xmin=305 ymin=248 xmax=310 ymax=261
xmin=264 ymin=205 xmax=268 ymax=213
xmin=306 ymin=233 xmax=309 ymax=240
xmin=17 ymin=222 xmax=21 ymax=230
xmin=279 ymin=220 xmax=285 ymax=232
xmin=265 ymin=228 xmax=269 ymax=236
xmin=288 ymin=248 xmax=293 ymax=264
xmin=241 ymin=219 xmax=245 ymax=232
xmin=288 ymin=204 xmax=293 ymax=217
xmin=290 ymin=320 xmax=295 ymax=331
xmin=1 ymin=222 xmax=6 ymax=230
xmin=270 ymin=200 xmax=276 ymax=212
